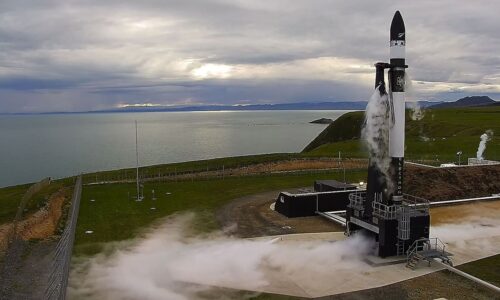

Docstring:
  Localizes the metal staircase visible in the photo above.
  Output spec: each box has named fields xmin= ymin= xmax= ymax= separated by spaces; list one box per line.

xmin=406 ymin=238 xmax=452 ymax=270
xmin=407 ymin=252 xmax=424 ymax=269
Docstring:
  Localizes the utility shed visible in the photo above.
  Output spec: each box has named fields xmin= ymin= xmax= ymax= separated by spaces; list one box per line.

xmin=314 ymin=180 xmax=357 ymax=192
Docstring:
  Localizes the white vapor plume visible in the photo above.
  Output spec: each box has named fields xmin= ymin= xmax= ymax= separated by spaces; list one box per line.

xmin=68 ymin=214 xmax=374 ymax=300
xmin=404 ymin=73 xmax=424 ymax=121
xmin=362 ymin=87 xmax=392 ymax=189
xmin=431 ymin=216 xmax=500 ymax=251
xmin=476 ymin=130 xmax=493 ymax=160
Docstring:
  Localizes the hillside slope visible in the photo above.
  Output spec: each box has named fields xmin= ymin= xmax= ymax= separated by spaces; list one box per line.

xmin=303 ymin=111 xmax=364 ymax=152
xmin=303 ymin=106 xmax=500 ymax=161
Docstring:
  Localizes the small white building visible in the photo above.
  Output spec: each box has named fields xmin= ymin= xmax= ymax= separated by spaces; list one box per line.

xmin=468 ymin=158 xmax=500 ymax=166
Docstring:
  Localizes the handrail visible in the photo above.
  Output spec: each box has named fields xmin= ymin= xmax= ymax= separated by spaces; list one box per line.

xmin=348 ymin=191 xmax=366 ymax=210
xmin=407 ymin=237 xmax=447 ymax=261
xmin=402 ymin=194 xmax=430 ymax=215
xmin=403 ymin=193 xmax=429 ymax=204
xmin=372 ymin=201 xmax=398 ymax=219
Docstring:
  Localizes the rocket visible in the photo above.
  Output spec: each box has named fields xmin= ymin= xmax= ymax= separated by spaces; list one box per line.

xmin=388 ymin=11 xmax=406 ymax=204
xmin=367 ymin=11 xmax=406 ymax=207
xmin=347 ymin=10 xmax=431 ymax=259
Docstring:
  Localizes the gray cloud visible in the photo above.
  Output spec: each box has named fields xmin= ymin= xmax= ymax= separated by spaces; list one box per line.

xmin=0 ymin=0 xmax=499 ymax=112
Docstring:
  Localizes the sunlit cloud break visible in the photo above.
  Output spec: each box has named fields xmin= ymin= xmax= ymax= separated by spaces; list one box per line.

xmin=1 ymin=0 xmax=500 ymax=113
xmin=118 ymin=103 xmax=163 ymax=108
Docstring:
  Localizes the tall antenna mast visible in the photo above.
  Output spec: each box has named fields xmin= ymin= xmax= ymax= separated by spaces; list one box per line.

xmin=135 ymin=120 xmax=140 ymax=201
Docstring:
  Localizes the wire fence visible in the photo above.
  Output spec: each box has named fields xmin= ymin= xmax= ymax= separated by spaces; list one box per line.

xmin=82 ymin=158 xmax=370 ymax=185
xmin=81 ymin=154 xmax=498 ymax=186
xmin=44 ymin=176 xmax=82 ymax=300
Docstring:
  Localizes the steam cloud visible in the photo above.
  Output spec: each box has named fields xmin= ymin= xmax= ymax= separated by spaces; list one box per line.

xmin=68 ymin=214 xmax=374 ymax=300
xmin=404 ymin=73 xmax=424 ymax=121
xmin=476 ymin=130 xmax=494 ymax=160
xmin=362 ymin=87 xmax=392 ymax=189
xmin=67 ymin=213 xmax=500 ymax=299
xmin=431 ymin=216 xmax=500 ymax=253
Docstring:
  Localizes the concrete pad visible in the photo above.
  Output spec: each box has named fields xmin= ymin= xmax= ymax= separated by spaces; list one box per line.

xmin=248 ymin=231 xmax=346 ymax=243
xmin=364 ymin=254 xmax=407 ymax=266
xmin=185 ymin=232 xmax=500 ymax=298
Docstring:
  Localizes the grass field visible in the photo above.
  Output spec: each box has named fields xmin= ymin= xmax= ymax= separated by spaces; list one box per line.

xmin=305 ymin=135 xmax=500 ymax=163
xmin=0 ymin=184 xmax=31 ymax=224
xmin=74 ymin=170 xmax=367 ymax=256
xmin=303 ymin=106 xmax=500 ymax=163
xmin=457 ymin=254 xmax=500 ymax=286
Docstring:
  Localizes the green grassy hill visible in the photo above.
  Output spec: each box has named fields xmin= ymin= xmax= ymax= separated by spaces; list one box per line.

xmin=303 ymin=111 xmax=364 ymax=152
xmin=303 ymin=106 xmax=500 ymax=163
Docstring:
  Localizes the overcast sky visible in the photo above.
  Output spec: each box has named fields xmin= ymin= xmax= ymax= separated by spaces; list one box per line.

xmin=1 ymin=0 xmax=499 ymax=113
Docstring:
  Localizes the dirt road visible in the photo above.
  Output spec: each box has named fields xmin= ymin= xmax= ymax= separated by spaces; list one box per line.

xmin=217 ymin=188 xmax=343 ymax=238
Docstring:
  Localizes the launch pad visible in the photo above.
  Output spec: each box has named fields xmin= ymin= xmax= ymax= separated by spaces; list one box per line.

xmin=274 ymin=11 xmax=455 ymax=267
xmin=343 ymin=11 xmax=451 ymax=264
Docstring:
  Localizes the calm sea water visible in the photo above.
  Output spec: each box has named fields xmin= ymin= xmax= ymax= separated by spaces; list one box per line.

xmin=0 ymin=110 xmax=349 ymax=187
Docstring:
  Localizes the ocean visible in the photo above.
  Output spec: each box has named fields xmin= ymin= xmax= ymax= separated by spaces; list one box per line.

xmin=0 ymin=110 xmax=350 ymax=187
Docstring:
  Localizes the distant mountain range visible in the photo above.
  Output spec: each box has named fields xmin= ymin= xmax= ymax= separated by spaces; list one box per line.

xmin=9 ymin=96 xmax=497 ymax=115
xmin=95 ymin=102 xmax=369 ymax=112
xmin=429 ymin=96 xmax=497 ymax=108
xmin=85 ymin=100 xmax=443 ymax=113
xmin=91 ymin=96 xmax=496 ymax=113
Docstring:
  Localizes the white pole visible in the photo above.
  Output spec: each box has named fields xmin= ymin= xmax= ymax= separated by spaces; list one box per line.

xmin=135 ymin=120 xmax=140 ymax=200
xmin=434 ymin=259 xmax=500 ymax=293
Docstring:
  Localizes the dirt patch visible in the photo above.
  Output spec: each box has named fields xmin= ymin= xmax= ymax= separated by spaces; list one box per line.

xmin=18 ymin=188 xmax=69 ymax=240
xmin=430 ymin=200 xmax=500 ymax=225
xmin=405 ymin=164 xmax=500 ymax=201
xmin=112 ymin=158 xmax=369 ymax=184
xmin=179 ymin=159 xmax=367 ymax=181
xmin=0 ymin=188 xmax=70 ymax=249
xmin=216 ymin=188 xmax=343 ymax=238
xmin=235 ymin=159 xmax=366 ymax=174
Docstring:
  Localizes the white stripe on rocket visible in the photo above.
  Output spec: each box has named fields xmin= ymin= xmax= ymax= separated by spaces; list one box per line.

xmin=389 ymin=91 xmax=405 ymax=157
xmin=390 ymin=45 xmax=405 ymax=59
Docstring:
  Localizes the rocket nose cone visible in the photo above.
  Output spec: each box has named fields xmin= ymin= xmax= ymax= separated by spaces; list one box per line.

xmin=390 ymin=10 xmax=405 ymax=41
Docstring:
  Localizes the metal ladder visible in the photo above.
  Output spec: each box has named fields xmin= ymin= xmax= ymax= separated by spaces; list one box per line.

xmin=396 ymin=240 xmax=405 ymax=256
xmin=397 ymin=205 xmax=410 ymax=240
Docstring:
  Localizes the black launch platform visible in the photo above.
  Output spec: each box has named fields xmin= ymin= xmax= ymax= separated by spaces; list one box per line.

xmin=346 ymin=191 xmax=431 ymax=257
xmin=274 ymin=179 xmax=361 ymax=218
